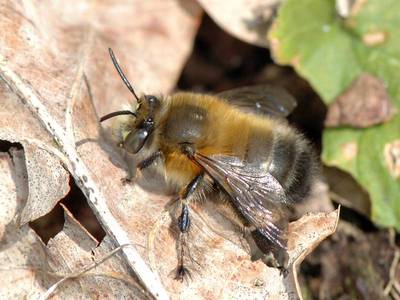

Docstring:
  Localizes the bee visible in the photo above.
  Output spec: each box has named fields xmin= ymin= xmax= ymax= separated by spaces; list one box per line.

xmin=101 ymin=48 xmax=319 ymax=280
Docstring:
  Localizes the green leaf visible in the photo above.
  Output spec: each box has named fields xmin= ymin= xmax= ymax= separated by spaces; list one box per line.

xmin=269 ymin=0 xmax=400 ymax=229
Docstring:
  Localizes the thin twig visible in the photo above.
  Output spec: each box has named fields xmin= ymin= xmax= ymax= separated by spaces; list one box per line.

xmin=384 ymin=228 xmax=400 ymax=296
xmin=391 ymin=281 xmax=400 ymax=300
xmin=385 ymin=251 xmax=400 ymax=295
xmin=391 ymin=291 xmax=400 ymax=300
xmin=40 ymin=244 xmax=134 ymax=300
xmin=0 ymin=55 xmax=168 ymax=300
xmin=0 ymin=255 xmax=148 ymax=295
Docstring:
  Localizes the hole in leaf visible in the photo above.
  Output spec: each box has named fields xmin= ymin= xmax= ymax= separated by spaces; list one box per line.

xmin=29 ymin=204 xmax=64 ymax=244
xmin=0 ymin=140 xmax=23 ymax=152
xmin=335 ymin=204 xmax=377 ymax=233
xmin=61 ymin=177 xmax=106 ymax=242
xmin=177 ymin=14 xmax=270 ymax=92
xmin=29 ymin=176 xmax=106 ymax=244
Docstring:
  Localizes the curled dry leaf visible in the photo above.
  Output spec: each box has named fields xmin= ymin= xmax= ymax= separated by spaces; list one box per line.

xmin=0 ymin=152 xmax=53 ymax=299
xmin=325 ymin=73 xmax=396 ymax=128
xmin=0 ymin=83 xmax=70 ymax=224
xmin=197 ymin=0 xmax=283 ymax=47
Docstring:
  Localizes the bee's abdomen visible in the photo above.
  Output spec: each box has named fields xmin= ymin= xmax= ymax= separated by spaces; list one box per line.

xmin=244 ymin=125 xmax=315 ymax=202
xmin=268 ymin=130 xmax=317 ymax=202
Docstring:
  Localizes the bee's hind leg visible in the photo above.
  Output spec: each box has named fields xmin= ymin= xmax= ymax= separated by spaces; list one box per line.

xmin=175 ymin=171 xmax=205 ymax=281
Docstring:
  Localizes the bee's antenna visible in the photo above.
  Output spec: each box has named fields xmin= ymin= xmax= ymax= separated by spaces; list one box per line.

xmin=108 ymin=48 xmax=141 ymax=103
xmin=100 ymin=110 xmax=137 ymax=122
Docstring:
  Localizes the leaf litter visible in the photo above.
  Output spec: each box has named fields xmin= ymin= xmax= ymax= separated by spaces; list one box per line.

xmin=0 ymin=1 xmax=339 ymax=299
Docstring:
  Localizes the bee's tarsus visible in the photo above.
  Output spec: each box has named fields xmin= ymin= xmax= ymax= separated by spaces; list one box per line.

xmin=178 ymin=204 xmax=190 ymax=233
xmin=175 ymin=172 xmax=205 ymax=278
xmin=121 ymin=176 xmax=133 ymax=185
xmin=279 ymin=267 xmax=289 ymax=278
xmin=175 ymin=264 xmax=192 ymax=282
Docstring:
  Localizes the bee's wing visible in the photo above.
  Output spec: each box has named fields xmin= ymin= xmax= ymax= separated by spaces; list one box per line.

xmin=217 ymin=85 xmax=297 ymax=118
xmin=192 ymin=153 xmax=288 ymax=250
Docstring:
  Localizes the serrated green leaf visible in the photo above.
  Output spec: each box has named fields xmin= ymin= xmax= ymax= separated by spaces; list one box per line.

xmin=269 ymin=0 xmax=400 ymax=229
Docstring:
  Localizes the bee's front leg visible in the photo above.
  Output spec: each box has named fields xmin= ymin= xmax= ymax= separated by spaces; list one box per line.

xmin=137 ymin=150 xmax=163 ymax=170
xmin=121 ymin=150 xmax=163 ymax=185
xmin=175 ymin=171 xmax=204 ymax=281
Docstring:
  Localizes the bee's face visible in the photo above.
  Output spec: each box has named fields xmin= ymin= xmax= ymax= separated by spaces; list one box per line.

xmin=120 ymin=94 xmax=161 ymax=154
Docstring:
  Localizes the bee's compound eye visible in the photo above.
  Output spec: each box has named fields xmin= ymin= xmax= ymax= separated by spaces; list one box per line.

xmin=124 ymin=129 xmax=149 ymax=154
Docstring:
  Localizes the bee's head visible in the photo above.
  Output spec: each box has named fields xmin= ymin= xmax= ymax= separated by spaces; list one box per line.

xmin=100 ymin=48 xmax=161 ymax=154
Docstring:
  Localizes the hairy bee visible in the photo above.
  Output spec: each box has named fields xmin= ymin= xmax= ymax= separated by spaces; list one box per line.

xmin=101 ymin=49 xmax=319 ymax=279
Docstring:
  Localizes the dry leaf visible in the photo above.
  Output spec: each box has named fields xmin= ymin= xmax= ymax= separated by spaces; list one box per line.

xmin=1 ymin=0 xmax=201 ymax=298
xmin=0 ymin=84 xmax=70 ymax=224
xmin=197 ymin=0 xmax=283 ymax=47
xmin=325 ymin=73 xmax=396 ymax=128
xmin=44 ymin=205 xmax=148 ymax=299
xmin=0 ymin=152 xmax=147 ymax=298
xmin=0 ymin=151 xmax=54 ymax=299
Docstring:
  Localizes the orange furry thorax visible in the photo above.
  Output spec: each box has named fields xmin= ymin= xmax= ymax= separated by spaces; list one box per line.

xmin=147 ymin=92 xmax=277 ymax=187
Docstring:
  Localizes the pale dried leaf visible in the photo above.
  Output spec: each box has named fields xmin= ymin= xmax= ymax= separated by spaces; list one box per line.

xmin=289 ymin=208 xmax=340 ymax=300
xmin=0 ymin=154 xmax=147 ymax=298
xmin=21 ymin=143 xmax=70 ymax=224
xmin=0 ymin=152 xmax=53 ymax=299
xmin=0 ymin=0 xmax=202 ymax=218
xmin=197 ymin=0 xmax=283 ymax=47
xmin=1 ymin=0 xmax=201 ymax=298
xmin=44 ymin=205 xmax=147 ymax=299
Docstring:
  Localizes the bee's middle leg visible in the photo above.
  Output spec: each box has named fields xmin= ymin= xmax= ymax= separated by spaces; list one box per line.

xmin=175 ymin=171 xmax=204 ymax=281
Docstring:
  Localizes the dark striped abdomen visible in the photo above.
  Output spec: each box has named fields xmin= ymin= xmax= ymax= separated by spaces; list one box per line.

xmin=244 ymin=123 xmax=317 ymax=203
xmin=268 ymin=128 xmax=317 ymax=202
